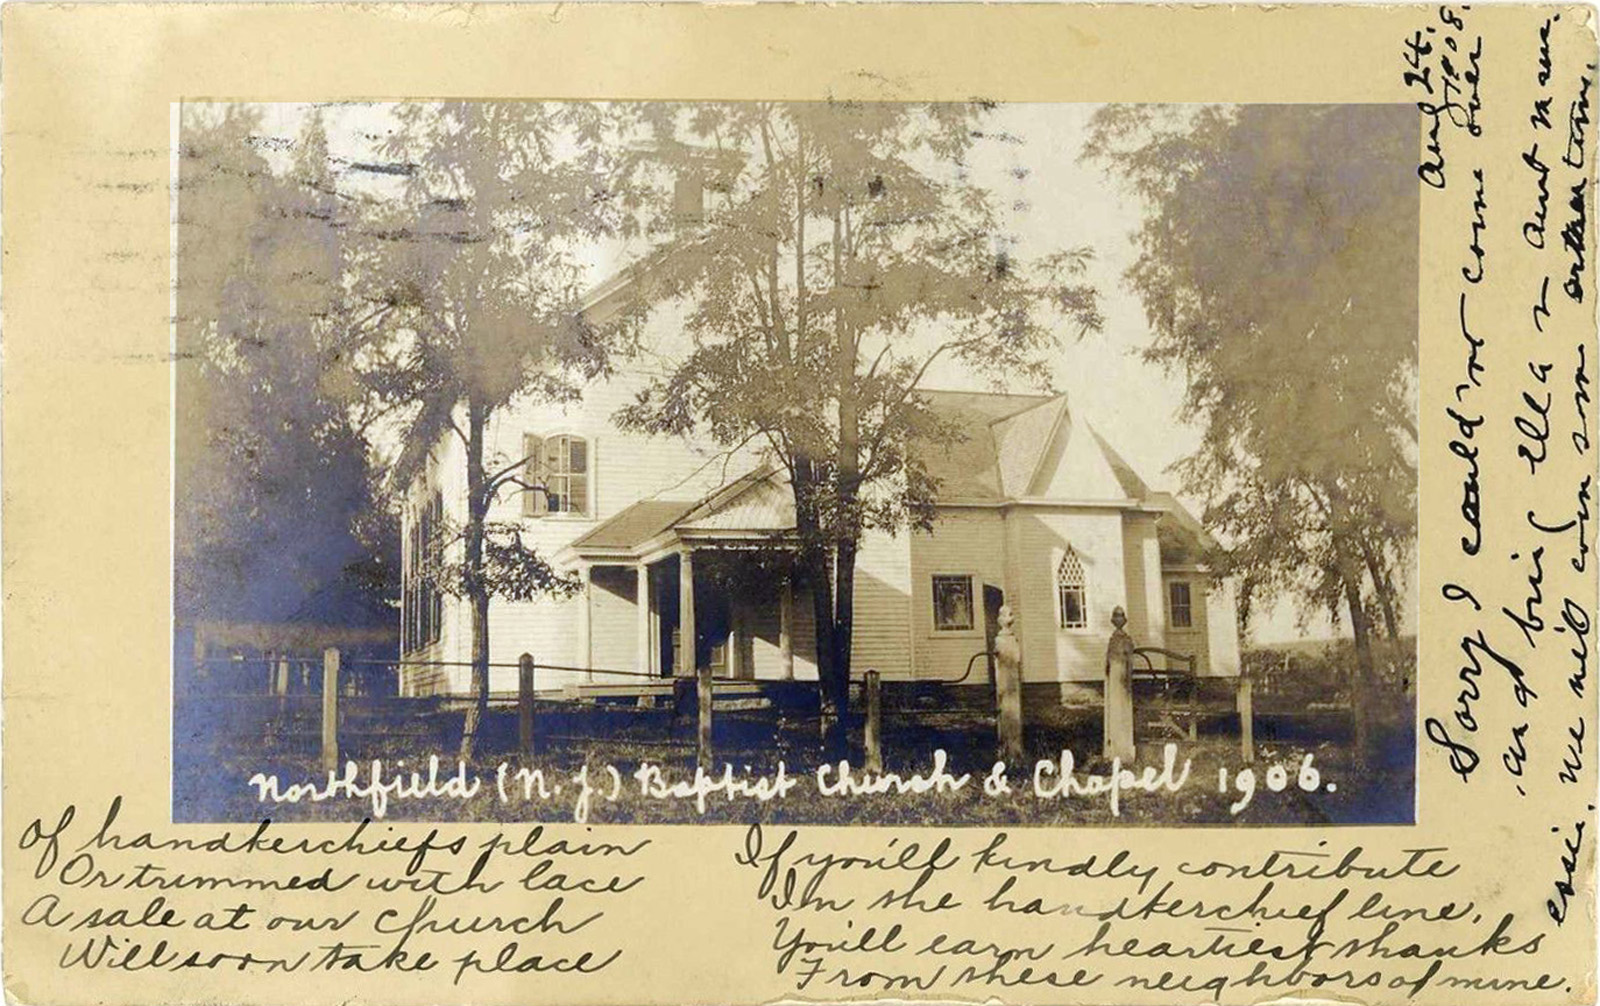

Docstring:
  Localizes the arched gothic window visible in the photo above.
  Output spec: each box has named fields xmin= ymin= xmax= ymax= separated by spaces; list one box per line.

xmin=1057 ymin=547 xmax=1087 ymax=629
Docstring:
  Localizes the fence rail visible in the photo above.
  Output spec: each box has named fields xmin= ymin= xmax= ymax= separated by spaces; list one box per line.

xmin=185 ymin=632 xmax=1255 ymax=771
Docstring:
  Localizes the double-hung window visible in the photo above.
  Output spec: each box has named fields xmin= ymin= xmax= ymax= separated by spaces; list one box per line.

xmin=403 ymin=491 xmax=444 ymax=652
xmin=522 ymin=433 xmax=589 ymax=517
xmin=1169 ymin=581 xmax=1194 ymax=628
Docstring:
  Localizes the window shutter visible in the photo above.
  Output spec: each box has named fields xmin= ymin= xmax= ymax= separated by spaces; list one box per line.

xmin=522 ymin=434 xmax=545 ymax=516
xmin=402 ymin=506 xmax=414 ymax=653
xmin=428 ymin=493 xmax=444 ymax=643
xmin=569 ymin=437 xmax=589 ymax=516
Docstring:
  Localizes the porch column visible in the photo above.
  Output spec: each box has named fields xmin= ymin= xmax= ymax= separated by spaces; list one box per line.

xmin=678 ymin=548 xmax=696 ymax=677
xmin=728 ymin=603 xmax=745 ymax=680
xmin=636 ymin=563 xmax=651 ymax=674
xmin=779 ymin=579 xmax=795 ymax=680
xmin=578 ymin=562 xmax=593 ymax=681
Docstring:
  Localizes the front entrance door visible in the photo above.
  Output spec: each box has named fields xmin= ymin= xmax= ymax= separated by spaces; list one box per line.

xmin=658 ymin=556 xmax=733 ymax=676
xmin=983 ymin=583 xmax=1005 ymax=684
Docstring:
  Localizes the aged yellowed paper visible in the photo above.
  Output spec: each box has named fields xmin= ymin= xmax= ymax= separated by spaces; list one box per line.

xmin=2 ymin=3 xmax=1597 ymax=1004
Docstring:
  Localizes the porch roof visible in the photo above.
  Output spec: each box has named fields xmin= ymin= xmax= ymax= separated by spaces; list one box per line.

xmin=567 ymin=466 xmax=796 ymax=561
xmin=568 ymin=499 xmax=702 ymax=553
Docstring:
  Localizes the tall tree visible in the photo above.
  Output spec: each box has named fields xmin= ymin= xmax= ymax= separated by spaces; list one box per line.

xmin=1085 ymin=104 xmax=1419 ymax=754
xmin=357 ymin=102 xmax=638 ymax=759
xmin=175 ymin=106 xmax=391 ymax=628
xmin=618 ymin=102 xmax=1102 ymax=756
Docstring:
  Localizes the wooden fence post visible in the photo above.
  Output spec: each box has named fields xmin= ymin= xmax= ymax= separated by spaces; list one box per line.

xmin=864 ymin=670 xmax=883 ymax=774
xmin=1237 ymin=675 xmax=1255 ymax=765
xmin=321 ymin=648 xmax=340 ymax=773
xmin=696 ymin=661 xmax=713 ymax=772
xmin=994 ymin=605 xmax=1024 ymax=767
xmin=519 ymin=653 xmax=536 ymax=758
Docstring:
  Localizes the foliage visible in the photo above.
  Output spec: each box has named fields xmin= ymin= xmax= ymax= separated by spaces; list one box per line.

xmin=411 ymin=517 xmax=581 ymax=603
xmin=1085 ymin=104 xmax=1417 ymax=636
xmin=174 ymin=106 xmax=395 ymax=625
xmin=1085 ymin=104 xmax=1418 ymax=758
xmin=350 ymin=102 xmax=641 ymax=756
xmin=616 ymin=102 xmax=1103 ymax=751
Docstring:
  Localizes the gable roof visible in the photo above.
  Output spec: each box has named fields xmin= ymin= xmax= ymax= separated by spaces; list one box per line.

xmin=565 ymin=389 xmax=1221 ymax=565
xmin=914 ymin=389 xmax=1150 ymax=504
xmin=1147 ymin=490 xmax=1220 ymax=564
xmin=676 ymin=466 xmax=795 ymax=533
xmin=914 ymin=390 xmax=1054 ymax=500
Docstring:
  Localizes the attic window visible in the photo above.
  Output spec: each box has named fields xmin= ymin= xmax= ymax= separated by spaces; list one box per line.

xmin=1057 ymin=548 xmax=1087 ymax=629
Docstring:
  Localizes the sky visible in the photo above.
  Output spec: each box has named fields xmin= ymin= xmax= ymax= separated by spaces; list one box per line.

xmin=221 ymin=101 xmax=1411 ymax=645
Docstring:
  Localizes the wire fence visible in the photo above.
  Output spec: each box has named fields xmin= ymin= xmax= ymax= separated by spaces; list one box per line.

xmin=176 ymin=646 xmax=1013 ymax=773
xmin=176 ymin=641 xmax=1266 ymax=774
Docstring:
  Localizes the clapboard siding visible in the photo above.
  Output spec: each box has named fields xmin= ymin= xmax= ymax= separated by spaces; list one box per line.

xmin=1122 ymin=512 xmax=1166 ymax=649
xmin=1205 ymin=577 xmax=1242 ymax=677
xmin=1158 ymin=571 xmax=1242 ymax=678
xmin=850 ymin=529 xmax=913 ymax=679
xmin=1007 ymin=508 xmax=1128 ymax=683
xmin=589 ymin=565 xmax=642 ymax=674
xmin=909 ymin=506 xmax=1131 ymax=684
xmin=400 ymin=435 xmax=464 ymax=696
xmin=745 ymin=588 xmax=819 ymax=681
xmin=476 ymin=367 xmax=764 ymax=689
xmin=909 ymin=510 xmax=1008 ymax=680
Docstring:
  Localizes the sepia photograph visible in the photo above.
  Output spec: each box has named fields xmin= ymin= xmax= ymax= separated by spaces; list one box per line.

xmin=171 ymin=100 xmax=1419 ymax=826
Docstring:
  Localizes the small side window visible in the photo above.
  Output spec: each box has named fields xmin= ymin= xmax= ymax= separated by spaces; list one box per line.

xmin=1057 ymin=547 xmax=1088 ymax=629
xmin=1169 ymin=581 xmax=1193 ymax=629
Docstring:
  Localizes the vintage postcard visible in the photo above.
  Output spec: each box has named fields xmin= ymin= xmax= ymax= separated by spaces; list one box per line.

xmin=3 ymin=4 xmax=1596 ymax=1005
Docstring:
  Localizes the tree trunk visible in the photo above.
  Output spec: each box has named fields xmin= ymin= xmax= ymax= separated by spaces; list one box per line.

xmin=794 ymin=463 xmax=842 ymax=755
xmin=1315 ymin=478 xmax=1385 ymax=766
xmin=1357 ymin=532 xmax=1402 ymax=644
xmin=826 ymin=535 xmax=857 ymax=761
xmin=820 ymin=205 xmax=859 ymax=764
xmin=1332 ymin=534 xmax=1378 ymax=765
xmin=810 ymin=547 xmax=845 ymax=758
xmin=458 ymin=400 xmax=491 ymax=762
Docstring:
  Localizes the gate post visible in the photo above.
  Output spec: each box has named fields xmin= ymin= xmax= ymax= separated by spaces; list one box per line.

xmin=864 ymin=670 xmax=883 ymax=774
xmin=1103 ymin=608 xmax=1136 ymax=763
xmin=321 ymin=647 xmax=340 ymax=773
xmin=994 ymin=605 xmax=1024 ymax=767
xmin=696 ymin=661 xmax=713 ymax=772
xmin=518 ymin=653 xmax=536 ymax=758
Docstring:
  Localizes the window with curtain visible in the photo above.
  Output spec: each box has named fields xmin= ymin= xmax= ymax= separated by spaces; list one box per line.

xmin=931 ymin=574 xmax=975 ymax=631
xmin=1057 ymin=547 xmax=1087 ymax=629
xmin=1169 ymin=580 xmax=1193 ymax=628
